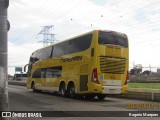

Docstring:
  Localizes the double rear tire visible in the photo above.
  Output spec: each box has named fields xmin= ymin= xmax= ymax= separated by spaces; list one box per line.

xmin=85 ymin=95 xmax=96 ymax=100
xmin=59 ymin=82 xmax=106 ymax=100
xmin=68 ymin=83 xmax=76 ymax=98
xmin=60 ymin=82 xmax=76 ymax=98
xmin=60 ymin=83 xmax=67 ymax=97
xmin=97 ymin=94 xmax=106 ymax=100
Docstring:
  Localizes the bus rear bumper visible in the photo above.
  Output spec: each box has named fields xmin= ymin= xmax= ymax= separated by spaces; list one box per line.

xmin=80 ymin=83 xmax=128 ymax=95
xmin=102 ymin=85 xmax=128 ymax=94
xmin=102 ymin=86 xmax=121 ymax=94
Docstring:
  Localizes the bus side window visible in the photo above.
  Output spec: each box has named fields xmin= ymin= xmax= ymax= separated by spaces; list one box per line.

xmin=45 ymin=67 xmax=62 ymax=78
xmin=32 ymin=69 xmax=41 ymax=78
xmin=41 ymin=68 xmax=46 ymax=78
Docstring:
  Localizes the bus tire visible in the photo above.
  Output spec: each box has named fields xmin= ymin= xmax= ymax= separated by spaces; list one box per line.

xmin=31 ymin=82 xmax=37 ymax=92
xmin=68 ymin=83 xmax=76 ymax=98
xmin=60 ymin=83 xmax=67 ymax=97
xmin=85 ymin=95 xmax=96 ymax=100
xmin=97 ymin=94 xmax=106 ymax=100
xmin=76 ymin=95 xmax=84 ymax=99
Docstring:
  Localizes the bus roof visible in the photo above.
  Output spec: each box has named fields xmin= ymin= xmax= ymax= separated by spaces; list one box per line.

xmin=32 ymin=29 xmax=127 ymax=54
xmin=32 ymin=30 xmax=97 ymax=54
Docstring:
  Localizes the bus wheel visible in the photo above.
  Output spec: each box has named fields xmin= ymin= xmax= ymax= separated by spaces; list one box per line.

xmin=97 ymin=94 xmax=106 ymax=100
xmin=68 ymin=83 xmax=76 ymax=98
xmin=85 ymin=95 xmax=96 ymax=100
xmin=76 ymin=95 xmax=84 ymax=99
xmin=31 ymin=82 xmax=37 ymax=92
xmin=60 ymin=83 xmax=67 ymax=97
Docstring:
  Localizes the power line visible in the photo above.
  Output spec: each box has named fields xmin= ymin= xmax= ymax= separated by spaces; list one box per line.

xmin=8 ymin=2 xmax=159 ymax=67
xmin=10 ymin=0 xmax=160 ymax=45
xmin=65 ymin=0 xmax=160 ymax=28
xmin=10 ymin=0 xmax=63 ymax=43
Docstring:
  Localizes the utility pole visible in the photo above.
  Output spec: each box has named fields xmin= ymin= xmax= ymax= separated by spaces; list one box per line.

xmin=0 ymin=0 xmax=10 ymax=117
xmin=37 ymin=25 xmax=55 ymax=47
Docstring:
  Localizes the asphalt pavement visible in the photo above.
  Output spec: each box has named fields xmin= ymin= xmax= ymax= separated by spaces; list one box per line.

xmin=6 ymin=85 xmax=160 ymax=120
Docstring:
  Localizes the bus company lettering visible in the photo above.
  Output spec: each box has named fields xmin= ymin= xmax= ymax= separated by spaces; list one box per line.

xmin=61 ymin=56 xmax=82 ymax=63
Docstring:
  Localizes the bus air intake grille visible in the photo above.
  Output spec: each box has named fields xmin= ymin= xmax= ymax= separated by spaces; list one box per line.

xmin=100 ymin=56 xmax=126 ymax=74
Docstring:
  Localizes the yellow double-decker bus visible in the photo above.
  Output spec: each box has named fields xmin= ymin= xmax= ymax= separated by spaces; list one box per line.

xmin=26 ymin=30 xmax=129 ymax=100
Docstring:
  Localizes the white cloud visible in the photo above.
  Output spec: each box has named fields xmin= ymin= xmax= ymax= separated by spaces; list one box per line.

xmin=8 ymin=41 xmax=43 ymax=75
xmin=8 ymin=0 xmax=160 ymax=74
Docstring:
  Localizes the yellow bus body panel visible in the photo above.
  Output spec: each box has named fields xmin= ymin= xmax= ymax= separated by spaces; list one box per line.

xmin=27 ymin=30 xmax=129 ymax=95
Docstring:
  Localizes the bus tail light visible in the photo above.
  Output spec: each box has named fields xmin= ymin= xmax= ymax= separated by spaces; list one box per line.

xmin=92 ymin=68 xmax=99 ymax=84
xmin=124 ymin=71 xmax=129 ymax=85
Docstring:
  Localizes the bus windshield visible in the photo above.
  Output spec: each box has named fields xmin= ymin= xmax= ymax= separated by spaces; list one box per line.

xmin=98 ymin=31 xmax=128 ymax=48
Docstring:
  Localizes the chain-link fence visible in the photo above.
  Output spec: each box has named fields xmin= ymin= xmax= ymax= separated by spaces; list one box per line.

xmin=129 ymin=67 xmax=160 ymax=83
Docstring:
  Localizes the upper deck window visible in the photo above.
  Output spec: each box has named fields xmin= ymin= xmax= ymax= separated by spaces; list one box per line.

xmin=98 ymin=31 xmax=128 ymax=48
xmin=52 ymin=33 xmax=93 ymax=57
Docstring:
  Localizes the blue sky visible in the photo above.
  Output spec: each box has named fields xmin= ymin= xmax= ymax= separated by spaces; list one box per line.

xmin=91 ymin=0 xmax=108 ymax=5
xmin=8 ymin=0 xmax=160 ymax=75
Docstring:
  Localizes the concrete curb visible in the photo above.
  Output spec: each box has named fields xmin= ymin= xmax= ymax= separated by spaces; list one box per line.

xmin=126 ymin=88 xmax=160 ymax=101
xmin=8 ymin=81 xmax=160 ymax=101
xmin=8 ymin=81 xmax=26 ymax=86
xmin=117 ymin=92 xmax=160 ymax=101
xmin=110 ymin=88 xmax=160 ymax=102
xmin=128 ymin=88 xmax=160 ymax=93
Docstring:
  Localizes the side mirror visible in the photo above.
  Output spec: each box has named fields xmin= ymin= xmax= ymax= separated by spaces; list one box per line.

xmin=24 ymin=64 xmax=29 ymax=72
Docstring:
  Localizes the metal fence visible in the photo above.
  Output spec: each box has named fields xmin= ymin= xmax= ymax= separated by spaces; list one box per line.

xmin=129 ymin=67 xmax=160 ymax=83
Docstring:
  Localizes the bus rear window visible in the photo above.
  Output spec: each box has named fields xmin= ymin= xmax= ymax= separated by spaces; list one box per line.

xmin=98 ymin=31 xmax=128 ymax=48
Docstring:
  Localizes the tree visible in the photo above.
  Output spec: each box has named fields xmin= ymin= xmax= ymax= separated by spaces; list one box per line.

xmin=130 ymin=69 xmax=135 ymax=75
xmin=130 ymin=68 xmax=142 ymax=75
xmin=142 ymin=70 xmax=150 ymax=75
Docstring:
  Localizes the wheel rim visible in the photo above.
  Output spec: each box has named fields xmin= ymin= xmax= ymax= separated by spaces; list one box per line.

xmin=61 ymin=87 xmax=65 ymax=96
xmin=69 ymin=85 xmax=75 ymax=98
xmin=60 ymin=84 xmax=66 ymax=97
xmin=70 ymin=88 xmax=74 ymax=94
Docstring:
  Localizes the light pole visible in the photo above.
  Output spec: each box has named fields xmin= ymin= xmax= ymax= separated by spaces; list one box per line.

xmin=0 ymin=0 xmax=10 ymax=117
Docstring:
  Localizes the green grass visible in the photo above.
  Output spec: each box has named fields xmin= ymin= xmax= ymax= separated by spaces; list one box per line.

xmin=128 ymin=83 xmax=160 ymax=89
